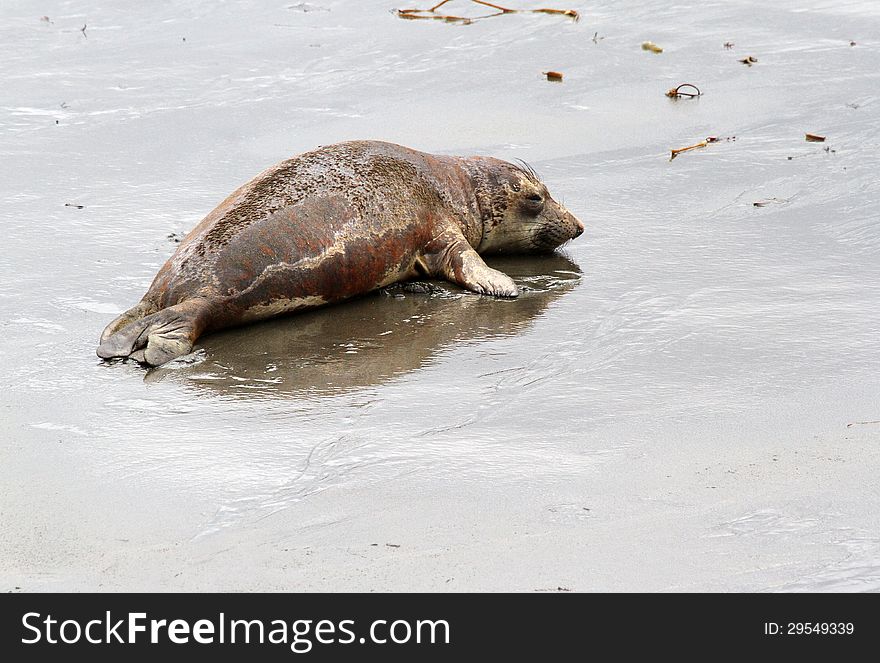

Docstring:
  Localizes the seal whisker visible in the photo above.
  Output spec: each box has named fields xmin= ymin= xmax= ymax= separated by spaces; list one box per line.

xmin=513 ymin=158 xmax=542 ymax=184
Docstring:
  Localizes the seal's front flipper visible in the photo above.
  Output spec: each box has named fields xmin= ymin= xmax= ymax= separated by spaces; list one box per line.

xmin=426 ymin=234 xmax=518 ymax=298
xmin=96 ymin=299 xmax=210 ymax=366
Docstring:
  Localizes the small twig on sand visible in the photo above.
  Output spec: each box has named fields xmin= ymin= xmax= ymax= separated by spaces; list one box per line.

xmin=847 ymin=420 xmax=880 ymax=428
xmin=80 ymin=23 xmax=88 ymax=38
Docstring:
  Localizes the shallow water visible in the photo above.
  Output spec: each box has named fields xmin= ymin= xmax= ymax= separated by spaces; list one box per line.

xmin=2 ymin=0 xmax=879 ymax=591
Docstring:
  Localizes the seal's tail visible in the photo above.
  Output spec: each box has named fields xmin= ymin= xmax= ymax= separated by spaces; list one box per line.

xmin=96 ymin=299 xmax=210 ymax=366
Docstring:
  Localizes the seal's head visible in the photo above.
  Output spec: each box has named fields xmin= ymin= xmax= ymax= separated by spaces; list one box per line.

xmin=463 ymin=157 xmax=584 ymax=254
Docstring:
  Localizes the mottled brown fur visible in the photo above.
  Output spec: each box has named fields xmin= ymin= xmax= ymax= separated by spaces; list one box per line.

xmin=97 ymin=140 xmax=583 ymax=366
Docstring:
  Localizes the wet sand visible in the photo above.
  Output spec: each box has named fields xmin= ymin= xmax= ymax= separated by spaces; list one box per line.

xmin=1 ymin=0 xmax=879 ymax=591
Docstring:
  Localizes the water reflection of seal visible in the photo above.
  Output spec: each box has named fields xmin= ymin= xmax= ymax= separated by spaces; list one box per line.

xmin=97 ymin=140 xmax=584 ymax=366
xmin=146 ymin=253 xmax=582 ymax=397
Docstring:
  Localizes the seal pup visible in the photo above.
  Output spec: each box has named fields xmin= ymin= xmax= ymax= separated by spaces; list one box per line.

xmin=97 ymin=140 xmax=584 ymax=366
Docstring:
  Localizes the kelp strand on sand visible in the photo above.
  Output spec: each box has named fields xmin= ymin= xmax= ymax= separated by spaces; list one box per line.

xmin=397 ymin=1 xmax=578 ymax=25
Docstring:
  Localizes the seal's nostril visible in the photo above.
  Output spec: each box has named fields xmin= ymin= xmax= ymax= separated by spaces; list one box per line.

xmin=573 ymin=221 xmax=584 ymax=238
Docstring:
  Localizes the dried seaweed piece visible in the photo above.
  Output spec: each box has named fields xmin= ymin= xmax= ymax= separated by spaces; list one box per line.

xmin=469 ymin=0 xmax=514 ymax=11
xmin=472 ymin=1 xmax=578 ymax=20
xmin=397 ymin=7 xmax=472 ymax=23
xmin=642 ymin=41 xmax=663 ymax=53
xmin=805 ymin=133 xmax=826 ymax=142
xmin=723 ymin=41 xmax=734 ymax=49
xmin=739 ymin=56 xmax=757 ymax=65
xmin=543 ymin=71 xmax=563 ymax=82
xmin=397 ymin=1 xmax=578 ymax=24
xmin=665 ymin=83 xmax=701 ymax=99
xmin=669 ymin=140 xmax=707 ymax=160
xmin=669 ymin=135 xmax=735 ymax=160
xmin=533 ymin=8 xmax=579 ymax=19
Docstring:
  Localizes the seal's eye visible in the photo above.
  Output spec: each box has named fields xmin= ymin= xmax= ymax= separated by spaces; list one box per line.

xmin=522 ymin=192 xmax=545 ymax=215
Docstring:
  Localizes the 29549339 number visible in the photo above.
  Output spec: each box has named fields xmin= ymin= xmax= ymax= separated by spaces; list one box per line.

xmin=764 ymin=622 xmax=854 ymax=635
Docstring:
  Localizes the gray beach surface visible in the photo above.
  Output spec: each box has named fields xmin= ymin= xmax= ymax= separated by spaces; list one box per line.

xmin=1 ymin=0 xmax=879 ymax=591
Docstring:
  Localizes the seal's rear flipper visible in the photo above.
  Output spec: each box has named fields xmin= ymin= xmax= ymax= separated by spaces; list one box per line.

xmin=96 ymin=299 xmax=210 ymax=366
xmin=99 ymin=300 xmax=156 ymax=344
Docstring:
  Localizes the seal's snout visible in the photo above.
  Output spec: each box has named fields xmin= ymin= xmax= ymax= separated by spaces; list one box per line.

xmin=573 ymin=218 xmax=584 ymax=238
